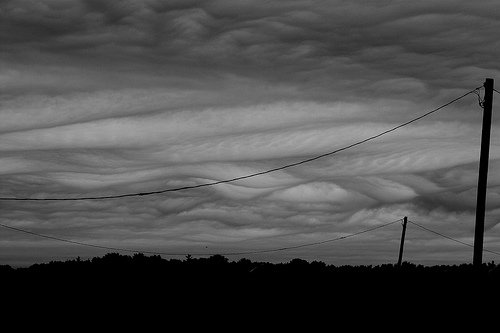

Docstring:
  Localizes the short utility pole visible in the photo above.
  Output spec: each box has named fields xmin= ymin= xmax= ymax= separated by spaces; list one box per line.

xmin=473 ymin=78 xmax=494 ymax=267
xmin=397 ymin=216 xmax=408 ymax=267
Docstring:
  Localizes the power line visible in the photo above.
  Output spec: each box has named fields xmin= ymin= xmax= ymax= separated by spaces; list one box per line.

xmin=0 ymin=219 xmax=401 ymax=256
xmin=0 ymin=87 xmax=481 ymax=201
xmin=493 ymin=88 xmax=500 ymax=95
xmin=408 ymin=220 xmax=500 ymax=257
xmin=232 ymin=218 xmax=402 ymax=255
xmin=408 ymin=220 xmax=474 ymax=248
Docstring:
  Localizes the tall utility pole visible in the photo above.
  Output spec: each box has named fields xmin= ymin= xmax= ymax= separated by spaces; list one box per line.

xmin=397 ymin=216 xmax=408 ymax=267
xmin=473 ymin=78 xmax=494 ymax=267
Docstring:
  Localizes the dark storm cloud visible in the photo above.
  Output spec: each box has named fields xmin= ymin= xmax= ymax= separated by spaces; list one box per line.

xmin=1 ymin=0 xmax=500 ymax=265
xmin=3 ymin=0 xmax=499 ymax=95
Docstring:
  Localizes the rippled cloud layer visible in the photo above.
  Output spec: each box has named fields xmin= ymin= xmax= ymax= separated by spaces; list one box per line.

xmin=1 ymin=0 xmax=500 ymax=265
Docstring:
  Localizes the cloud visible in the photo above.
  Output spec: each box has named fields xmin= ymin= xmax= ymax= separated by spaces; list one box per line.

xmin=1 ymin=0 xmax=500 ymax=265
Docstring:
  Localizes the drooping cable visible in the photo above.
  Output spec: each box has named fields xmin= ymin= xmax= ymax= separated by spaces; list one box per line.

xmin=408 ymin=220 xmax=500 ymax=256
xmin=0 ymin=87 xmax=481 ymax=201
xmin=0 ymin=219 xmax=401 ymax=256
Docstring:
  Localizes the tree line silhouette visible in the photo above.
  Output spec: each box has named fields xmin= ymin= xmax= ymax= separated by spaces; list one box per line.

xmin=2 ymin=253 xmax=500 ymax=284
xmin=2 ymin=253 xmax=500 ymax=312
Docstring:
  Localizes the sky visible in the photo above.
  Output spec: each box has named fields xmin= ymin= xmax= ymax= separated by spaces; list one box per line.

xmin=1 ymin=0 xmax=500 ymax=266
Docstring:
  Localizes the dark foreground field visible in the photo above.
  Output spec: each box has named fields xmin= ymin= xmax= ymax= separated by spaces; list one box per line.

xmin=2 ymin=253 xmax=499 ymax=322
xmin=2 ymin=253 xmax=500 ymax=294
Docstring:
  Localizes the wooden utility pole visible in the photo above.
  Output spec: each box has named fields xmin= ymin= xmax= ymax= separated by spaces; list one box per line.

xmin=473 ymin=78 xmax=494 ymax=267
xmin=397 ymin=216 xmax=408 ymax=267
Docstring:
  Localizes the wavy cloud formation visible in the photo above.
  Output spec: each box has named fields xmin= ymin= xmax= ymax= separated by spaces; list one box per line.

xmin=1 ymin=0 xmax=500 ymax=265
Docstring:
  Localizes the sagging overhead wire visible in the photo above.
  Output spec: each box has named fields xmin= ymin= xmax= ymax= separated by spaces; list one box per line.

xmin=408 ymin=220 xmax=500 ymax=257
xmin=0 ymin=219 xmax=402 ymax=256
xmin=0 ymin=86 xmax=482 ymax=201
